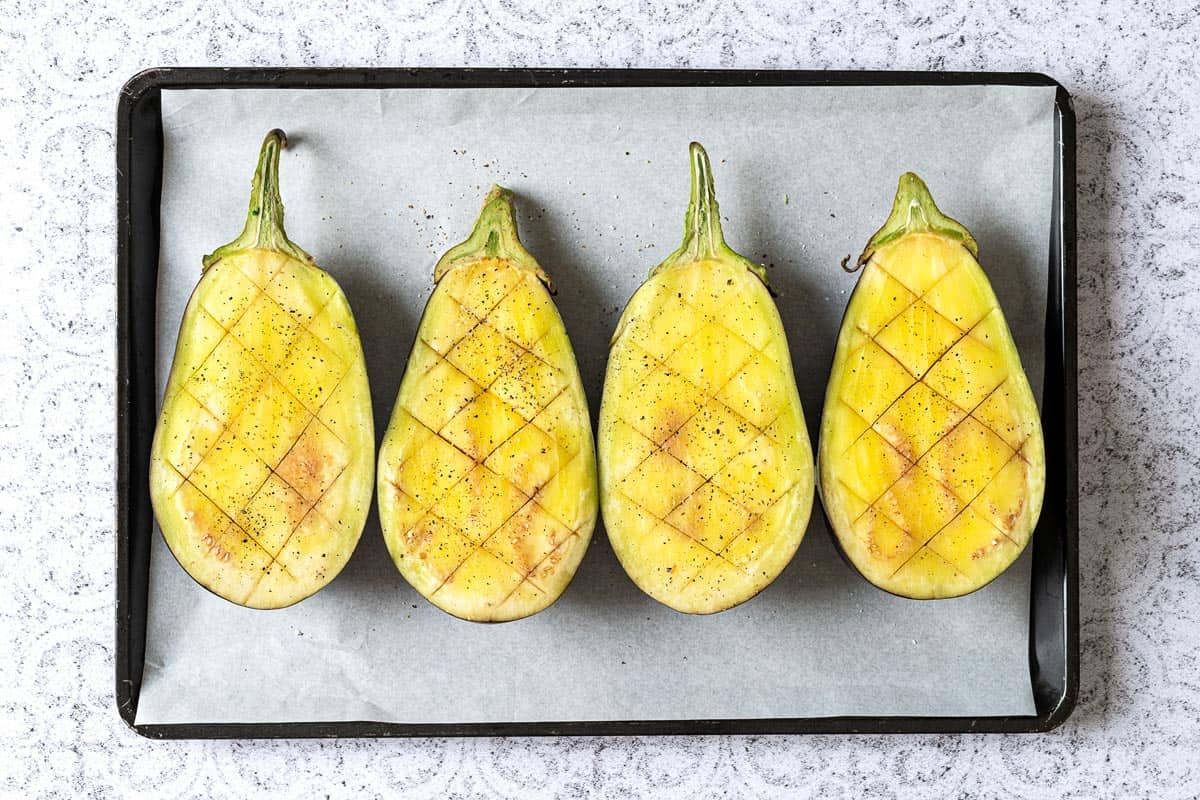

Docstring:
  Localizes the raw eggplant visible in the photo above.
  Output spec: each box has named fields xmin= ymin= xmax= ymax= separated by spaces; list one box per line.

xmin=819 ymin=173 xmax=1045 ymax=599
xmin=149 ymin=130 xmax=374 ymax=609
xmin=598 ymin=143 xmax=814 ymax=614
xmin=378 ymin=187 xmax=597 ymax=622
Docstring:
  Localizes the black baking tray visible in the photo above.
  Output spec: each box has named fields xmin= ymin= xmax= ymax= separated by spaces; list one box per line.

xmin=115 ymin=67 xmax=1077 ymax=738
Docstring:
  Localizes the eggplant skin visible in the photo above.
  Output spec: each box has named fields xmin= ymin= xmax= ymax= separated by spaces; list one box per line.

xmin=377 ymin=188 xmax=597 ymax=623
xmin=149 ymin=131 xmax=374 ymax=610
xmin=818 ymin=174 xmax=1045 ymax=600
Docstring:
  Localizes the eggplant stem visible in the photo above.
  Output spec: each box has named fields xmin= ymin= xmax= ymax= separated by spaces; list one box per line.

xmin=682 ymin=141 xmax=724 ymax=262
xmin=203 ymin=129 xmax=313 ymax=270
xmin=856 ymin=172 xmax=978 ymax=267
xmin=434 ymin=185 xmax=552 ymax=290
xmin=653 ymin=142 xmax=771 ymax=289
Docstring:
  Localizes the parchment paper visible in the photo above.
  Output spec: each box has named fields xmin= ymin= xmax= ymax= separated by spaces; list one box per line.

xmin=138 ymin=84 xmax=1055 ymax=724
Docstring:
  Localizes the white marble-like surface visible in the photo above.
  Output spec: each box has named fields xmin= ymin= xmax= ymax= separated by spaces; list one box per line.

xmin=0 ymin=1 xmax=1197 ymax=797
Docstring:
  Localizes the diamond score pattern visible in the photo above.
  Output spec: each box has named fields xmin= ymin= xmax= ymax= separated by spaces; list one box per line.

xmin=386 ymin=262 xmax=583 ymax=607
xmin=162 ymin=257 xmax=353 ymax=602
xmin=836 ymin=257 xmax=1034 ymax=578
xmin=608 ymin=279 xmax=805 ymax=592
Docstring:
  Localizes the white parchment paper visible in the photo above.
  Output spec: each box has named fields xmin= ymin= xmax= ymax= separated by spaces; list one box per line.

xmin=138 ymin=84 xmax=1055 ymax=724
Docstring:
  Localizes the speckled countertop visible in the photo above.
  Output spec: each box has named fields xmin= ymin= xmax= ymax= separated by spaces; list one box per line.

xmin=1 ymin=1 xmax=1197 ymax=797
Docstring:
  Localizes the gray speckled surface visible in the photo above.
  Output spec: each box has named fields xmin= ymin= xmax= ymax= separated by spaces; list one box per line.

xmin=0 ymin=1 xmax=1197 ymax=797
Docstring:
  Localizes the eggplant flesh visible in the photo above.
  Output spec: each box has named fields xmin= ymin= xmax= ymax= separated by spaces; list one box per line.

xmin=819 ymin=173 xmax=1045 ymax=599
xmin=598 ymin=143 xmax=814 ymax=614
xmin=150 ymin=130 xmax=375 ymax=609
xmin=377 ymin=187 xmax=598 ymax=623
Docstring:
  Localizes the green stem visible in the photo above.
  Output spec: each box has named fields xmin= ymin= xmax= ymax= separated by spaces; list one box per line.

xmin=856 ymin=172 xmax=977 ymax=268
xmin=682 ymin=141 xmax=723 ymax=262
xmin=434 ymin=185 xmax=551 ymax=289
xmin=653 ymin=142 xmax=769 ymax=288
xmin=203 ymin=129 xmax=313 ymax=270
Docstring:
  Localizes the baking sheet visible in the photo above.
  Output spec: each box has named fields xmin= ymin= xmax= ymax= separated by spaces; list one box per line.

xmin=137 ymin=84 xmax=1054 ymax=725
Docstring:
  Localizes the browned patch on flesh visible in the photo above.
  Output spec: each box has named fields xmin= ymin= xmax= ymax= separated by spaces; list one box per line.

xmin=201 ymin=532 xmax=232 ymax=562
xmin=504 ymin=509 xmax=537 ymax=572
xmin=1003 ymin=495 xmax=1026 ymax=533
xmin=405 ymin=517 xmax=437 ymax=559
xmin=277 ymin=420 xmax=348 ymax=504
xmin=536 ymin=546 xmax=565 ymax=583
xmin=895 ymin=437 xmax=916 ymax=464
xmin=178 ymin=486 xmax=234 ymax=563
xmin=971 ymin=538 xmax=1003 ymax=560
xmin=873 ymin=420 xmax=915 ymax=463
xmin=286 ymin=436 xmax=328 ymax=484
xmin=654 ymin=404 xmax=694 ymax=444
